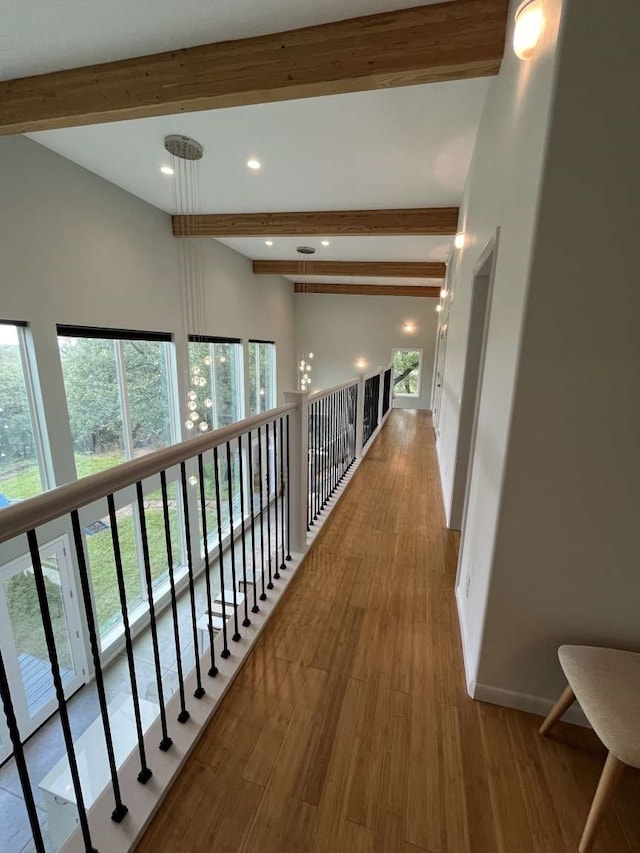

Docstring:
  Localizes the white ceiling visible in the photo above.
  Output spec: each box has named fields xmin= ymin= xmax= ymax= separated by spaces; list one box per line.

xmin=219 ymin=236 xmax=451 ymax=262
xmin=1 ymin=0 xmax=437 ymax=80
xmin=28 ymin=80 xmax=489 ymax=215
xmin=16 ymin=2 xmax=490 ymax=289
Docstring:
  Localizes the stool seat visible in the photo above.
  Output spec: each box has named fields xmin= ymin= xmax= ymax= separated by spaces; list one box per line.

xmin=559 ymin=644 xmax=640 ymax=768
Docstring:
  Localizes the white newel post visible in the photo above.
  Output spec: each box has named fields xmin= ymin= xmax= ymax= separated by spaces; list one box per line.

xmin=284 ymin=391 xmax=309 ymax=554
xmin=354 ymin=374 xmax=366 ymax=458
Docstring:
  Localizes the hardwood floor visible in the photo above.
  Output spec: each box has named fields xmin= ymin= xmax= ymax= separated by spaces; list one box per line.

xmin=135 ymin=410 xmax=640 ymax=853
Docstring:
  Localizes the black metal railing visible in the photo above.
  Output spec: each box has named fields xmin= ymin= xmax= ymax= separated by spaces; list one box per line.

xmin=362 ymin=374 xmax=381 ymax=448
xmin=307 ymin=383 xmax=358 ymax=530
xmin=0 ymin=405 xmax=295 ymax=853
xmin=382 ymin=368 xmax=392 ymax=417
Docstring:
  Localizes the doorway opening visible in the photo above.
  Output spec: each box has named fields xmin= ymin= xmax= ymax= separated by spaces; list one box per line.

xmin=449 ymin=232 xmax=498 ymax=533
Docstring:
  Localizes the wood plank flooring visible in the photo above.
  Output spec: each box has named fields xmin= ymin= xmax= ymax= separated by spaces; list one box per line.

xmin=135 ymin=410 xmax=640 ymax=853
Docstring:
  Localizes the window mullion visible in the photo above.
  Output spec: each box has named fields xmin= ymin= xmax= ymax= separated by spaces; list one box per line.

xmin=210 ymin=343 xmax=218 ymax=430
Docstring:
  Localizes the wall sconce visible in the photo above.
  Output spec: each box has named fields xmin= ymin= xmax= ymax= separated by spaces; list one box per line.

xmin=513 ymin=0 xmax=544 ymax=60
xmin=454 ymin=232 xmax=465 ymax=250
xmin=403 ymin=321 xmax=416 ymax=333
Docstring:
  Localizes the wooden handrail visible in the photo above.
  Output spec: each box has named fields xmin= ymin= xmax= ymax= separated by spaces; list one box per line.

xmin=308 ymin=379 xmax=359 ymax=402
xmin=0 ymin=403 xmax=296 ymax=545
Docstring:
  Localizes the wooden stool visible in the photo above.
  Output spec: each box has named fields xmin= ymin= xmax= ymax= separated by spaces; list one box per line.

xmin=540 ymin=645 xmax=640 ymax=852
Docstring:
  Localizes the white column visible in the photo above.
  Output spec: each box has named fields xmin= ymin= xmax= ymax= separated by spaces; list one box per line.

xmin=283 ymin=391 xmax=309 ymax=554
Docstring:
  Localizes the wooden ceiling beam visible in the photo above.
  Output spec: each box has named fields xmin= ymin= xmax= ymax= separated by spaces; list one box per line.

xmin=0 ymin=0 xmax=509 ymax=135
xmin=294 ymin=283 xmax=440 ymax=297
xmin=254 ymin=260 xmax=446 ymax=278
xmin=172 ymin=208 xmax=459 ymax=237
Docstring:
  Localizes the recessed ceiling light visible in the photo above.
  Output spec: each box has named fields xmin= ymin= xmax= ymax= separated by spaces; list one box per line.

xmin=454 ymin=232 xmax=465 ymax=249
xmin=246 ymin=159 xmax=261 ymax=170
xmin=321 ymin=240 xmax=330 ymax=247
xmin=265 ymin=240 xmax=274 ymax=247
xmin=160 ymin=165 xmax=174 ymax=176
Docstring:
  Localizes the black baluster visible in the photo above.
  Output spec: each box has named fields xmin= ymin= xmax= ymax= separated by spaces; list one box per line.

xmin=70 ymin=511 xmax=128 ymax=821
xmin=160 ymin=471 xmax=191 ymax=718
xmin=0 ymin=649 xmax=46 ymax=852
xmin=107 ymin=494 xmax=152 ymax=784
xmin=27 ymin=529 xmax=98 ymax=853
xmin=196 ymin=457 xmax=219 ymax=679
xmin=306 ymin=405 xmax=311 ymax=531
xmin=225 ymin=441 xmax=241 ymax=641
xmin=257 ymin=427 xmax=267 ymax=601
xmin=238 ymin=435 xmax=251 ymax=627
xmin=273 ymin=419 xmax=280 ymax=581
xmin=247 ymin=429 xmax=260 ymax=613
xmin=136 ymin=481 xmax=174 ymax=747
xmin=279 ymin=416 xmax=287 ymax=571
xmin=265 ymin=421 xmax=274 ymax=589
xmin=321 ymin=395 xmax=328 ymax=510
xmin=331 ymin=391 xmax=336 ymax=498
xmin=178 ymin=464 xmax=205 ymax=698
xmin=213 ymin=446 xmax=231 ymax=657
xmin=314 ymin=400 xmax=320 ymax=520
xmin=286 ymin=414 xmax=292 ymax=561
xmin=307 ymin=403 xmax=316 ymax=530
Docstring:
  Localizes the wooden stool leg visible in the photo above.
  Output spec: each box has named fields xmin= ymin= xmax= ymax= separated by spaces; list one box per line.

xmin=539 ymin=684 xmax=575 ymax=735
xmin=579 ymin=753 xmax=625 ymax=853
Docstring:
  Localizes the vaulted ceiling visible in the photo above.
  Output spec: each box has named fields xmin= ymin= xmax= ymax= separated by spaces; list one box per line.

xmin=3 ymin=0 xmax=509 ymax=294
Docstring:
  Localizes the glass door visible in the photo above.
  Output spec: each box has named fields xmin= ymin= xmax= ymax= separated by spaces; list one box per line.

xmin=0 ymin=536 xmax=86 ymax=763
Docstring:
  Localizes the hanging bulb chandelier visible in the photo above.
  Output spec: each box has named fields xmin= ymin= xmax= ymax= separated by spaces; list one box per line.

xmin=165 ymin=134 xmax=211 ymax=436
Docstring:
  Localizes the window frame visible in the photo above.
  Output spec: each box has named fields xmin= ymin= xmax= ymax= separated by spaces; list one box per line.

xmin=0 ymin=319 xmax=51 ymax=500
xmin=391 ymin=347 xmax=424 ymax=399
xmin=248 ymin=340 xmax=277 ymax=415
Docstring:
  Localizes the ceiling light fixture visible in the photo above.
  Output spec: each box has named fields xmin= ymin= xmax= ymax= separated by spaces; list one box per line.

xmin=513 ymin=0 xmax=544 ymax=60
xmin=246 ymin=158 xmax=261 ymax=170
xmin=321 ymin=240 xmax=330 ymax=247
xmin=454 ymin=232 xmax=465 ymax=250
xmin=436 ymin=305 xmax=443 ymax=313
xmin=265 ymin=240 xmax=274 ymax=247
xmin=403 ymin=321 xmax=416 ymax=333
xmin=160 ymin=165 xmax=174 ymax=175
xmin=440 ymin=288 xmax=449 ymax=299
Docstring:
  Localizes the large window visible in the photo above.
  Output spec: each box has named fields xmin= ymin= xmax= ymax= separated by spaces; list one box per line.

xmin=392 ymin=349 xmax=423 ymax=397
xmin=0 ymin=321 xmax=46 ymax=503
xmin=57 ymin=326 xmax=176 ymax=476
xmin=57 ymin=326 xmax=182 ymax=644
xmin=248 ymin=340 xmax=276 ymax=415
xmin=187 ymin=336 xmax=244 ymax=431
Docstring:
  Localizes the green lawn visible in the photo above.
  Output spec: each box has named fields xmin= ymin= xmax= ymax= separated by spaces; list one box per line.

xmin=2 ymin=451 xmax=240 ymax=652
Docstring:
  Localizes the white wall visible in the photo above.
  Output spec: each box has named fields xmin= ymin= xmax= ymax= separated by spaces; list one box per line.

xmin=293 ymin=293 xmax=438 ymax=408
xmin=0 ymin=135 xmax=295 ymax=488
xmin=472 ymin=0 xmax=640 ymax=706
xmin=440 ymin=0 xmax=640 ymax=715
xmin=433 ymin=0 xmax=566 ymax=680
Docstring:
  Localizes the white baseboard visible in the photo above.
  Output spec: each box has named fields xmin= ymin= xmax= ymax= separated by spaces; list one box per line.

xmin=473 ymin=682 xmax=590 ymax=728
xmin=455 ymin=590 xmax=589 ymax=728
